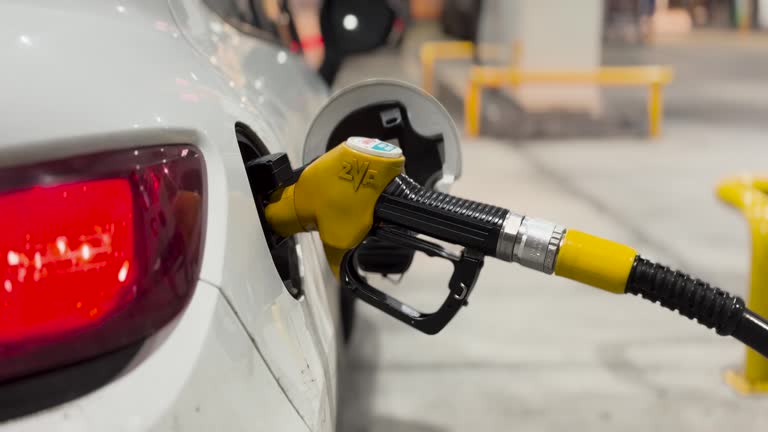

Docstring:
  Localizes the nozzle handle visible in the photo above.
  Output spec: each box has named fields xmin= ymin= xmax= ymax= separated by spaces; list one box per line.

xmin=341 ymin=226 xmax=484 ymax=335
xmin=375 ymin=174 xmax=508 ymax=257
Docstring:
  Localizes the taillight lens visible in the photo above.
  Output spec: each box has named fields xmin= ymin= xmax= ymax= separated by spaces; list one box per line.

xmin=1 ymin=179 xmax=135 ymax=341
xmin=0 ymin=146 xmax=205 ymax=382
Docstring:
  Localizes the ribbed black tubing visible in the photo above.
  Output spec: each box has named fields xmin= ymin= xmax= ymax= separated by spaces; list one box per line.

xmin=734 ymin=309 xmax=768 ymax=359
xmin=627 ymin=256 xmax=768 ymax=359
xmin=383 ymin=174 xmax=508 ymax=225
xmin=375 ymin=174 xmax=509 ymax=257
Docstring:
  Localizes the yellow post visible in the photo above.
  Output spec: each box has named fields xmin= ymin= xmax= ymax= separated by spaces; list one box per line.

xmin=420 ymin=45 xmax=435 ymax=94
xmin=465 ymin=79 xmax=481 ymax=137
xmin=647 ymin=82 xmax=663 ymax=138
xmin=739 ymin=0 xmax=753 ymax=33
xmin=718 ymin=177 xmax=768 ymax=394
xmin=422 ymin=59 xmax=435 ymax=95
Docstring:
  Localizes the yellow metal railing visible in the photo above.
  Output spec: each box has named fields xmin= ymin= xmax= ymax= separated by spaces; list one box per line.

xmin=464 ymin=65 xmax=674 ymax=138
xmin=419 ymin=40 xmax=522 ymax=95
xmin=718 ymin=176 xmax=768 ymax=394
xmin=420 ymin=41 xmax=474 ymax=95
xmin=420 ymin=40 xmax=674 ymax=139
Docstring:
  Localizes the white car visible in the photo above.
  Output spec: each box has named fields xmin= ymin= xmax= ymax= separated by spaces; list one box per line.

xmin=0 ymin=1 xmax=460 ymax=431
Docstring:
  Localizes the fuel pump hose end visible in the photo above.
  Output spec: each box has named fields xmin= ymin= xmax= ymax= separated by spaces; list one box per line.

xmin=554 ymin=230 xmax=636 ymax=293
xmin=625 ymin=256 xmax=768 ymax=359
xmin=375 ymin=174 xmax=567 ymax=274
xmin=505 ymin=216 xmax=565 ymax=274
xmin=626 ymin=257 xmax=745 ymax=335
xmin=552 ymin=232 xmax=768 ymax=357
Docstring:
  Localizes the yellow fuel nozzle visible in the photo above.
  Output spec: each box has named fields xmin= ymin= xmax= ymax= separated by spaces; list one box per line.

xmin=261 ymin=137 xmax=768 ymax=357
xmin=264 ymin=137 xmax=405 ymax=275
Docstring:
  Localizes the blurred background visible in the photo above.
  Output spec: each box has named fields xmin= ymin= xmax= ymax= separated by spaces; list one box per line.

xmin=322 ymin=1 xmax=768 ymax=431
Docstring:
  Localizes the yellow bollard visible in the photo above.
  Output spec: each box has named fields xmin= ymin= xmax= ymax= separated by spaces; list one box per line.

xmin=464 ymin=80 xmax=481 ymax=137
xmin=508 ymin=40 xmax=523 ymax=92
xmin=718 ymin=176 xmax=768 ymax=394
xmin=422 ymin=54 xmax=435 ymax=95
xmin=420 ymin=43 xmax=438 ymax=94
xmin=647 ymin=82 xmax=663 ymax=139
xmin=738 ymin=0 xmax=753 ymax=33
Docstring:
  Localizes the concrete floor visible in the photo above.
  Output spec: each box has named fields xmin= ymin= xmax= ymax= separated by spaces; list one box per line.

xmin=336 ymin=29 xmax=768 ymax=432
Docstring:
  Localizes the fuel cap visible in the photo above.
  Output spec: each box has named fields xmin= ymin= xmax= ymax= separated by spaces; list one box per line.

xmin=303 ymin=79 xmax=461 ymax=192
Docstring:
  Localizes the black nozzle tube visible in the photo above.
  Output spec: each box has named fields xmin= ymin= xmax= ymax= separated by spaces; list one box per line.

xmin=733 ymin=309 xmax=768 ymax=359
xmin=374 ymin=174 xmax=508 ymax=257
xmin=626 ymin=256 xmax=768 ymax=359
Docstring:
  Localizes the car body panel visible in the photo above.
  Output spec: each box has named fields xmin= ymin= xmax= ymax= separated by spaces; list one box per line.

xmin=3 ymin=280 xmax=310 ymax=432
xmin=0 ymin=1 xmax=336 ymax=430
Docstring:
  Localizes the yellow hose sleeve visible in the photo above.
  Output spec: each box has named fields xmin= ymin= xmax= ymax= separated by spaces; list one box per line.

xmin=554 ymin=230 xmax=637 ymax=294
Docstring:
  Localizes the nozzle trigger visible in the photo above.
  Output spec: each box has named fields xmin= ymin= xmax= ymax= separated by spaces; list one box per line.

xmin=341 ymin=226 xmax=484 ymax=335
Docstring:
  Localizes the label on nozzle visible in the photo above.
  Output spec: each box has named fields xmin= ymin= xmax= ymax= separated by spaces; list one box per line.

xmin=345 ymin=137 xmax=403 ymax=159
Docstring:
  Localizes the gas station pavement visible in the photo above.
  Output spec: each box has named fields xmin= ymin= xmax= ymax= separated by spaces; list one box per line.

xmin=337 ymin=29 xmax=768 ymax=432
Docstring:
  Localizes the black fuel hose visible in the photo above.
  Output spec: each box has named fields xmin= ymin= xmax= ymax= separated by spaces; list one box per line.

xmin=627 ymin=256 xmax=768 ymax=358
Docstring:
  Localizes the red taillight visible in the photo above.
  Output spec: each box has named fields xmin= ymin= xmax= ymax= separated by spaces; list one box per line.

xmin=0 ymin=146 xmax=205 ymax=382
xmin=0 ymin=179 xmax=135 ymax=342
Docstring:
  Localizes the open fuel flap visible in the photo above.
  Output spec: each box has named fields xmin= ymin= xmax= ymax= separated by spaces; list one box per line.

xmin=303 ymin=79 xmax=462 ymax=276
